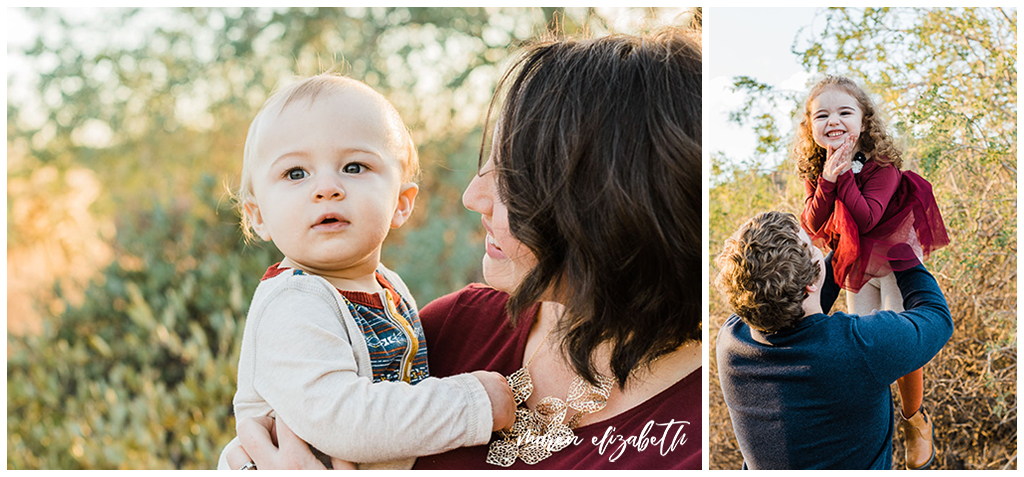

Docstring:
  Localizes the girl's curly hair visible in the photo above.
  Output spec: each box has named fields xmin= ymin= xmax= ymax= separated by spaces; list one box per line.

xmin=794 ymin=76 xmax=903 ymax=182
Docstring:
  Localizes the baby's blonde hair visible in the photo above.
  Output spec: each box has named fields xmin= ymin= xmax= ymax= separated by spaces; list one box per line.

xmin=237 ymin=74 xmax=419 ymax=240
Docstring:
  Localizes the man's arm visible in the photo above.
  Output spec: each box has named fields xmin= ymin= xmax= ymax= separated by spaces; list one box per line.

xmin=819 ymin=251 xmax=840 ymax=313
xmin=857 ymin=262 xmax=953 ymax=385
xmin=894 ymin=264 xmax=950 ymax=318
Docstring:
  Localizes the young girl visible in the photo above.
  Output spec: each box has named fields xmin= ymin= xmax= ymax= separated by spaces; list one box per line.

xmin=796 ymin=75 xmax=949 ymax=470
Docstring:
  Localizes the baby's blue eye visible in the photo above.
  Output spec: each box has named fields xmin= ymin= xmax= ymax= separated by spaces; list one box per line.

xmin=343 ymin=163 xmax=364 ymax=174
xmin=286 ymin=168 xmax=307 ymax=180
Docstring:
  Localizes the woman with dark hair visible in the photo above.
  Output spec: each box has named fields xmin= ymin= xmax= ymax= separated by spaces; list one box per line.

xmin=227 ymin=28 xmax=702 ymax=469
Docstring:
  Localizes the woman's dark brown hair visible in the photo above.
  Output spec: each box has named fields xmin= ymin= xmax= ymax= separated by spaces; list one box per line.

xmin=483 ymin=28 xmax=701 ymax=387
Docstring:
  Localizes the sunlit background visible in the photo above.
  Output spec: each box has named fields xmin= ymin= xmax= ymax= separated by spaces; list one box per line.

xmin=6 ymin=7 xmax=700 ymax=469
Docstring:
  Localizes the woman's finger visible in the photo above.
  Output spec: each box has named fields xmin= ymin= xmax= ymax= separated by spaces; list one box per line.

xmin=237 ymin=417 xmax=280 ymax=468
xmin=330 ymin=456 xmax=358 ymax=470
xmin=273 ymin=418 xmax=329 ymax=469
xmin=224 ymin=438 xmax=253 ymax=470
xmin=274 ymin=418 xmax=303 ymax=452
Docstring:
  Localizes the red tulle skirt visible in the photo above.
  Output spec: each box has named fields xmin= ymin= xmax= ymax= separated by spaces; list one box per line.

xmin=808 ymin=171 xmax=949 ymax=293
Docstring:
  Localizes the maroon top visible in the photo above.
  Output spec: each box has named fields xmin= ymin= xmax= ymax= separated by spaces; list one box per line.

xmin=802 ymin=159 xmax=949 ymax=292
xmin=413 ymin=285 xmax=702 ymax=470
xmin=803 ymin=160 xmax=900 ymax=234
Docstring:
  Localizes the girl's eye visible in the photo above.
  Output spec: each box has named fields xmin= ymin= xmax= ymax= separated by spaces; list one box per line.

xmin=285 ymin=168 xmax=308 ymax=180
xmin=343 ymin=163 xmax=364 ymax=174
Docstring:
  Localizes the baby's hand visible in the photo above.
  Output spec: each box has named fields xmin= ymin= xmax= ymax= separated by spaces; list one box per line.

xmin=471 ymin=370 xmax=516 ymax=431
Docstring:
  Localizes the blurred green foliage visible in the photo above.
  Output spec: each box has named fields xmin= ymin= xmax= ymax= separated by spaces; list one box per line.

xmin=6 ymin=7 xmax=697 ymax=469
xmin=708 ymin=7 xmax=1016 ymax=470
xmin=8 ymin=177 xmax=277 ymax=469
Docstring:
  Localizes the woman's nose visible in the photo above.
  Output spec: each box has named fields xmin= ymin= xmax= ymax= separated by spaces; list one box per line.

xmin=462 ymin=168 xmax=493 ymax=215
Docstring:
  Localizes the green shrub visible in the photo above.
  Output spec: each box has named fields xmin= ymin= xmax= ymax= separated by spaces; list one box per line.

xmin=7 ymin=176 xmax=279 ymax=469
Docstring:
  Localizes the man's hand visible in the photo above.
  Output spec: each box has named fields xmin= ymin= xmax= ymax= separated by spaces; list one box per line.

xmin=229 ymin=416 xmax=356 ymax=470
xmin=471 ymin=370 xmax=516 ymax=431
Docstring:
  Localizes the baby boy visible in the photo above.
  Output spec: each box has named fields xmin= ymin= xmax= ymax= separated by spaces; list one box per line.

xmin=220 ymin=74 xmax=513 ymax=469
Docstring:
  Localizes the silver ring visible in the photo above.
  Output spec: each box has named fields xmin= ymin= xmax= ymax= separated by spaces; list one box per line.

xmin=238 ymin=461 xmax=257 ymax=470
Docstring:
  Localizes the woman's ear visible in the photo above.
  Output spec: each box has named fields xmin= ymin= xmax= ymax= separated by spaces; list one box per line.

xmin=391 ymin=183 xmax=419 ymax=228
xmin=244 ymin=200 xmax=271 ymax=241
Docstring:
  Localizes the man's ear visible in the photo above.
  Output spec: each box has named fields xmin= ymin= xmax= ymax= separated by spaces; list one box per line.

xmin=244 ymin=200 xmax=271 ymax=241
xmin=390 ymin=183 xmax=419 ymax=229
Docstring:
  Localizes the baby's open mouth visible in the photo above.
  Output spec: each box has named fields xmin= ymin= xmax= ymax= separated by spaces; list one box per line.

xmin=826 ymin=131 xmax=844 ymax=138
xmin=313 ymin=213 xmax=349 ymax=228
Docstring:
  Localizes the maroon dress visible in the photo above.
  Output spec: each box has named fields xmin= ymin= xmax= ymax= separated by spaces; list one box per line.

xmin=802 ymin=159 xmax=949 ymax=292
xmin=413 ymin=285 xmax=702 ymax=470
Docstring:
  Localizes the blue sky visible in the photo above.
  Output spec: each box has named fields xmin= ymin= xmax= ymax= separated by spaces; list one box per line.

xmin=705 ymin=7 xmax=825 ymax=168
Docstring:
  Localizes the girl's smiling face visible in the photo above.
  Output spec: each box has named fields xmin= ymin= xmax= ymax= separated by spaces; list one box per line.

xmin=810 ymin=89 xmax=864 ymax=152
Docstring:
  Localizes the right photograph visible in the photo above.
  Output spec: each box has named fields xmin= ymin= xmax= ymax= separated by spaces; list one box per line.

xmin=706 ymin=7 xmax=1016 ymax=471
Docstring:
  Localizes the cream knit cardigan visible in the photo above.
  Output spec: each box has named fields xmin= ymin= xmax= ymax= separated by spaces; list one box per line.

xmin=217 ymin=265 xmax=492 ymax=469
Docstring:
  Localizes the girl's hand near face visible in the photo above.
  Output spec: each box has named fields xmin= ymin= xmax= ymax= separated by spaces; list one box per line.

xmin=822 ymin=135 xmax=857 ymax=183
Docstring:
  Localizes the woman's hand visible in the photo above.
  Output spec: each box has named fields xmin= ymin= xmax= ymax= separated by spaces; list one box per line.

xmin=821 ymin=135 xmax=857 ymax=183
xmin=228 ymin=416 xmax=356 ymax=470
xmin=223 ymin=436 xmax=254 ymax=470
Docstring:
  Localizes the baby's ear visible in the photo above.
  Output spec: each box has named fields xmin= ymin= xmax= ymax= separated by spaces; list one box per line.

xmin=390 ymin=183 xmax=419 ymax=229
xmin=244 ymin=200 xmax=271 ymax=241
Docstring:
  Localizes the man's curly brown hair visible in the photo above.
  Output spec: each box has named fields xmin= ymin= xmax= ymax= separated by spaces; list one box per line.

xmin=794 ymin=75 xmax=903 ymax=182
xmin=715 ymin=212 xmax=821 ymax=333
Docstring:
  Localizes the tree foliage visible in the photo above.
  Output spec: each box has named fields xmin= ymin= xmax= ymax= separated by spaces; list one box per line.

xmin=710 ymin=7 xmax=1016 ymax=470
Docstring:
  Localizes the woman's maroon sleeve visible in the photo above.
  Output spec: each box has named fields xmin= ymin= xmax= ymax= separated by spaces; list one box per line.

xmin=834 ymin=165 xmax=900 ymax=232
xmin=802 ymin=177 xmax=838 ymax=234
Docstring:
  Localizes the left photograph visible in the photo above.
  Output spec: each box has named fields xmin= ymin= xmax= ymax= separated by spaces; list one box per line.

xmin=7 ymin=7 xmax=704 ymax=470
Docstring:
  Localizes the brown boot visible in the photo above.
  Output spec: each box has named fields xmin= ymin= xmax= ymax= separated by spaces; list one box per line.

xmin=900 ymin=407 xmax=935 ymax=469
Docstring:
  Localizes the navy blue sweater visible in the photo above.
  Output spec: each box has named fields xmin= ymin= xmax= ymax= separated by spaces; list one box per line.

xmin=716 ymin=261 xmax=952 ymax=469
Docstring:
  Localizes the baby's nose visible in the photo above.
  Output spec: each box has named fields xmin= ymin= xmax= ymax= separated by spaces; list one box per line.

xmin=313 ymin=180 xmax=344 ymax=200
